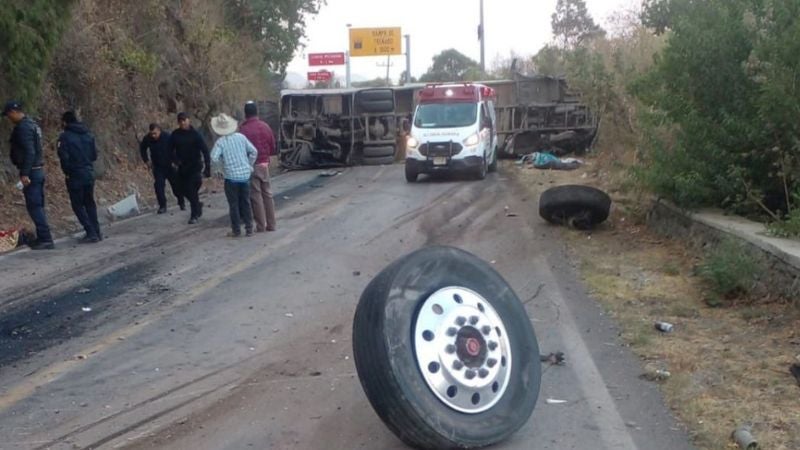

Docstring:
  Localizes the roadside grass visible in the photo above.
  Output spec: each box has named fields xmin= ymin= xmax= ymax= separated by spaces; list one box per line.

xmin=512 ymin=161 xmax=800 ymax=450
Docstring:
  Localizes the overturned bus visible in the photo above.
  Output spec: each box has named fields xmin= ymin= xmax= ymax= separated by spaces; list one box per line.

xmin=278 ymin=73 xmax=597 ymax=169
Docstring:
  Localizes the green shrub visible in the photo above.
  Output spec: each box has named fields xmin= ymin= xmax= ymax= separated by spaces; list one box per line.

xmin=698 ymin=238 xmax=762 ymax=300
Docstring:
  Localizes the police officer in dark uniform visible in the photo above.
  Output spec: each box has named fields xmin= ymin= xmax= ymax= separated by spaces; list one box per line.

xmin=140 ymin=123 xmax=184 ymax=214
xmin=57 ymin=111 xmax=102 ymax=243
xmin=3 ymin=100 xmax=54 ymax=250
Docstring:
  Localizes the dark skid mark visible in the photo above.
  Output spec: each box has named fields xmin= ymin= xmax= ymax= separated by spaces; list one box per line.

xmin=0 ymin=263 xmax=148 ymax=368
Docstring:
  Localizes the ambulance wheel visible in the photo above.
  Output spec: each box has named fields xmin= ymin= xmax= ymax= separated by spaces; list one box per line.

xmin=405 ymin=165 xmax=419 ymax=182
xmin=352 ymin=246 xmax=541 ymax=449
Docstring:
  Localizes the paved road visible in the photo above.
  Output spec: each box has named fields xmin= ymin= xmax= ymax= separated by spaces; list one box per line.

xmin=0 ymin=165 xmax=694 ymax=450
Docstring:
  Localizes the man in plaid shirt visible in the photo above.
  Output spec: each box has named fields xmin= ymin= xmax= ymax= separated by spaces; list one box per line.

xmin=210 ymin=113 xmax=257 ymax=237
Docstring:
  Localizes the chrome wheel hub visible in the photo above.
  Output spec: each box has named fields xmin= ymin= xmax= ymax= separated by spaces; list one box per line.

xmin=413 ymin=286 xmax=512 ymax=413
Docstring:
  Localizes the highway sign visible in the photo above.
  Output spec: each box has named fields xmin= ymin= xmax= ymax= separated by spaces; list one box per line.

xmin=349 ymin=27 xmax=402 ymax=57
xmin=309 ymin=52 xmax=346 ymax=66
xmin=307 ymin=70 xmax=333 ymax=82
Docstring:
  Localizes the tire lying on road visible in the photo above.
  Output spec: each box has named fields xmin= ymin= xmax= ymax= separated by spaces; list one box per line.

xmin=362 ymin=155 xmax=395 ymax=166
xmin=362 ymin=145 xmax=395 ymax=158
xmin=352 ymin=246 xmax=541 ymax=449
xmin=539 ymin=184 xmax=611 ymax=230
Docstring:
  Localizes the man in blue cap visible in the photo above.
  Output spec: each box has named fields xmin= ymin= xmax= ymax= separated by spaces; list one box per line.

xmin=4 ymin=100 xmax=54 ymax=250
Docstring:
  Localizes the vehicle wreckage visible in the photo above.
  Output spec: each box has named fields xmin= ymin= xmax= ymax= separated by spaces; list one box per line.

xmin=278 ymin=74 xmax=597 ymax=170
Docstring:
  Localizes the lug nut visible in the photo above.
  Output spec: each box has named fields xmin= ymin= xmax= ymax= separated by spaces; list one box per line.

xmin=488 ymin=341 xmax=498 ymax=351
xmin=481 ymin=325 xmax=491 ymax=335
xmin=452 ymin=360 xmax=464 ymax=370
xmin=469 ymin=316 xmax=479 ymax=325
xmin=445 ymin=344 xmax=456 ymax=354
xmin=465 ymin=370 xmax=476 ymax=380
xmin=487 ymin=358 xmax=497 ymax=368
xmin=455 ymin=316 xmax=466 ymax=326
xmin=446 ymin=327 xmax=458 ymax=337
xmin=478 ymin=368 xmax=489 ymax=378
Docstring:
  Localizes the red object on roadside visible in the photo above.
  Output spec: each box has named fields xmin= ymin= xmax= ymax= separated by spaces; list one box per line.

xmin=307 ymin=70 xmax=333 ymax=82
xmin=309 ymin=52 xmax=346 ymax=66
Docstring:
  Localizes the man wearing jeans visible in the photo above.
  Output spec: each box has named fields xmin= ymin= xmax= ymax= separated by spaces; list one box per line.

xmin=239 ymin=101 xmax=277 ymax=232
xmin=57 ymin=111 xmax=102 ymax=243
xmin=3 ymin=101 xmax=54 ymax=250
xmin=210 ymin=113 xmax=257 ymax=237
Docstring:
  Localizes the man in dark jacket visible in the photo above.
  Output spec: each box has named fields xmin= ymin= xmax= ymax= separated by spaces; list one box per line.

xmin=57 ymin=111 xmax=102 ymax=243
xmin=3 ymin=100 xmax=54 ymax=250
xmin=170 ymin=112 xmax=210 ymax=224
xmin=140 ymin=123 xmax=184 ymax=214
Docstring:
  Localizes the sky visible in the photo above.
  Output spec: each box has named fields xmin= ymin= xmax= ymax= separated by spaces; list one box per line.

xmin=286 ymin=0 xmax=637 ymax=85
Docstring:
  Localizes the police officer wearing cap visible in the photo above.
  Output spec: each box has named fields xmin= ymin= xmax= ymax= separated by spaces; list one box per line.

xmin=4 ymin=100 xmax=54 ymax=249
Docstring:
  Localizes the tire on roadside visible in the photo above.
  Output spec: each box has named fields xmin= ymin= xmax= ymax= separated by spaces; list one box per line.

xmin=362 ymin=155 xmax=395 ymax=166
xmin=363 ymin=145 xmax=396 ymax=158
xmin=539 ymin=184 xmax=611 ymax=230
xmin=488 ymin=149 xmax=498 ymax=173
xmin=352 ymin=246 xmax=541 ymax=449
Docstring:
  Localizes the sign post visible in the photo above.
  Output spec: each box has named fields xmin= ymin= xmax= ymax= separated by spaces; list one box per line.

xmin=308 ymin=52 xmax=346 ymax=66
xmin=307 ymin=70 xmax=333 ymax=82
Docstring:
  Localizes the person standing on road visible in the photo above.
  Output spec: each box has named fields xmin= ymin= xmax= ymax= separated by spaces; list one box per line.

xmin=210 ymin=113 xmax=257 ymax=237
xmin=57 ymin=111 xmax=102 ymax=243
xmin=140 ymin=123 xmax=184 ymax=214
xmin=3 ymin=100 xmax=54 ymax=250
xmin=170 ymin=112 xmax=210 ymax=224
xmin=239 ymin=101 xmax=277 ymax=232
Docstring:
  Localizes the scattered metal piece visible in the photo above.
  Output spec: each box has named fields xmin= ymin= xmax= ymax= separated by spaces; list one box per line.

xmin=545 ymin=398 xmax=567 ymax=405
xmin=655 ymin=321 xmax=674 ymax=333
xmin=284 ymin=313 xmax=294 ymax=318
xmin=81 ymin=307 xmax=92 ymax=312
xmin=732 ymin=425 xmax=758 ymax=449
xmin=540 ymin=352 xmax=566 ymax=365
xmin=77 ymin=288 xmax=91 ymax=294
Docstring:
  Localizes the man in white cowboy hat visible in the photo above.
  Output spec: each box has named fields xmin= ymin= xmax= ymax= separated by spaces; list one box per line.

xmin=210 ymin=113 xmax=258 ymax=237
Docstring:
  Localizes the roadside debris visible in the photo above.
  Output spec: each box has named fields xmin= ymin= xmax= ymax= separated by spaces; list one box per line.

xmin=790 ymin=363 xmax=800 ymax=386
xmin=319 ymin=170 xmax=341 ymax=177
xmin=539 ymin=185 xmax=612 ymax=230
xmin=107 ymin=193 xmax=140 ymax=220
xmin=81 ymin=307 xmax=92 ymax=312
xmin=540 ymin=352 xmax=566 ymax=365
xmin=352 ymin=271 xmax=361 ymax=276
xmin=517 ymin=152 xmax=583 ymax=171
xmin=641 ymin=367 xmax=671 ymax=382
xmin=545 ymin=398 xmax=568 ymax=405
xmin=284 ymin=313 xmax=294 ymax=318
xmin=77 ymin=288 xmax=91 ymax=294
xmin=732 ymin=425 xmax=758 ymax=449
xmin=75 ymin=354 xmax=87 ymax=360
xmin=503 ymin=206 xmax=518 ymax=217
xmin=655 ymin=321 xmax=674 ymax=333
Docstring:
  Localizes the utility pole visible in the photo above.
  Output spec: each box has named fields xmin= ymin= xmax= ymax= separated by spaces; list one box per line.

xmin=345 ymin=23 xmax=352 ymax=88
xmin=479 ymin=0 xmax=485 ymax=72
xmin=404 ymin=34 xmax=411 ymax=84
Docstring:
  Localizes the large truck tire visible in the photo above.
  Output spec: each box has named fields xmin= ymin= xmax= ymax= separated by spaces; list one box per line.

xmin=363 ymin=145 xmax=396 ymax=158
xmin=474 ymin=156 xmax=487 ymax=180
xmin=352 ymin=246 xmax=541 ymax=449
xmin=358 ymin=99 xmax=394 ymax=114
xmin=362 ymin=155 xmax=395 ymax=166
xmin=356 ymin=89 xmax=394 ymax=103
xmin=539 ymin=184 xmax=611 ymax=229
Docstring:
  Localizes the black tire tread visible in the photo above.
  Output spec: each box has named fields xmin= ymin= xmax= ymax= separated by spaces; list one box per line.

xmin=539 ymin=184 xmax=611 ymax=229
xmin=363 ymin=145 xmax=395 ymax=158
xmin=362 ymin=155 xmax=395 ymax=165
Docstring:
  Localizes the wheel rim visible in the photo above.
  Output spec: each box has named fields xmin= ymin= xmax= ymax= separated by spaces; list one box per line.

xmin=413 ymin=286 xmax=512 ymax=414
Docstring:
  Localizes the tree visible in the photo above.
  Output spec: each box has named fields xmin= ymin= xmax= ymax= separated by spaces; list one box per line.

xmin=419 ymin=49 xmax=484 ymax=82
xmin=551 ymin=0 xmax=605 ymax=48
xmin=225 ymin=0 xmax=325 ymax=74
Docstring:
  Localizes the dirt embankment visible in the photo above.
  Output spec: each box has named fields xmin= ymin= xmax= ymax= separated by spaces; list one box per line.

xmin=512 ymin=160 xmax=800 ymax=450
xmin=1 ymin=0 xmax=275 ymax=236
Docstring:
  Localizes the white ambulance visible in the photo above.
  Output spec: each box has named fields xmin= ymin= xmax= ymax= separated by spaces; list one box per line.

xmin=405 ymin=83 xmax=498 ymax=182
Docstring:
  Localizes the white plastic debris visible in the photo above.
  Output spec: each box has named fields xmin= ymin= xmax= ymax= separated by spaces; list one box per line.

xmin=285 ymin=313 xmax=294 ymax=318
xmin=545 ymin=398 xmax=568 ymax=405
xmin=107 ymin=194 xmax=140 ymax=220
xmin=81 ymin=306 xmax=92 ymax=312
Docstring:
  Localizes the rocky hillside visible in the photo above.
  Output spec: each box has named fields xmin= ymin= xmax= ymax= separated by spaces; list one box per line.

xmin=0 ymin=0 xmax=318 ymax=234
